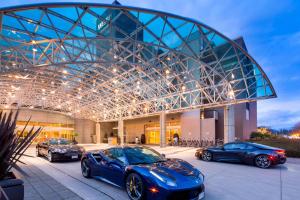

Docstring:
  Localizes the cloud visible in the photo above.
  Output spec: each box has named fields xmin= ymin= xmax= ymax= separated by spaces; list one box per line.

xmin=258 ymin=99 xmax=300 ymax=129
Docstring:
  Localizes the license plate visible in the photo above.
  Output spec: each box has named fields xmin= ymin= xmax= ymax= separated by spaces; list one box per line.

xmin=72 ymin=155 xmax=78 ymax=159
xmin=198 ymin=191 xmax=205 ymax=200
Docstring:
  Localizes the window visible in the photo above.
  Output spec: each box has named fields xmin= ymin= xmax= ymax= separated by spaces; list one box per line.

xmin=224 ymin=143 xmax=246 ymax=150
xmin=103 ymin=148 xmax=126 ymax=164
xmin=124 ymin=147 xmax=166 ymax=165
xmin=245 ymin=145 xmax=256 ymax=150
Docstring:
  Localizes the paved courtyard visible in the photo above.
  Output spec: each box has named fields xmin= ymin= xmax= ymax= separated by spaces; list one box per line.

xmin=21 ymin=144 xmax=300 ymax=200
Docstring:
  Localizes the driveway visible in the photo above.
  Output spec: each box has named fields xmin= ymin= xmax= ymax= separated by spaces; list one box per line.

xmin=22 ymin=144 xmax=300 ymax=200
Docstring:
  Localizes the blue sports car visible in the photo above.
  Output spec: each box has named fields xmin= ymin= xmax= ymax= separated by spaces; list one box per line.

xmin=81 ymin=146 xmax=205 ymax=200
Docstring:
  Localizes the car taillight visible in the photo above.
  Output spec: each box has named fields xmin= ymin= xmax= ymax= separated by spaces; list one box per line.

xmin=276 ymin=150 xmax=285 ymax=154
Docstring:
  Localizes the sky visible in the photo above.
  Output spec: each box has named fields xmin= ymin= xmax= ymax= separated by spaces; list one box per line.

xmin=2 ymin=0 xmax=300 ymax=129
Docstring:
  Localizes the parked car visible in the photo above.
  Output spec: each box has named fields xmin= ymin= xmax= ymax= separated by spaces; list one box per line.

xmin=36 ymin=138 xmax=84 ymax=162
xmin=195 ymin=142 xmax=286 ymax=168
xmin=81 ymin=146 xmax=205 ymax=200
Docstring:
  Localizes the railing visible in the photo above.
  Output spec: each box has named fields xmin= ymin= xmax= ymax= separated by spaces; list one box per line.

xmin=168 ymin=138 xmax=224 ymax=148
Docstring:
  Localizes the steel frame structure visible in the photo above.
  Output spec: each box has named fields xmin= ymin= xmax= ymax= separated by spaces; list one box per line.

xmin=0 ymin=2 xmax=276 ymax=122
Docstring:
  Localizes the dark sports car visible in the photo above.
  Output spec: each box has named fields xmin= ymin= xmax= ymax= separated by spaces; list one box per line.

xmin=36 ymin=138 xmax=84 ymax=162
xmin=195 ymin=142 xmax=286 ymax=168
xmin=81 ymin=146 xmax=205 ymax=200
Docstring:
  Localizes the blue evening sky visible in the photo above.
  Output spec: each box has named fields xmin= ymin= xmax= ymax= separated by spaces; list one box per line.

xmin=2 ymin=0 xmax=300 ymax=129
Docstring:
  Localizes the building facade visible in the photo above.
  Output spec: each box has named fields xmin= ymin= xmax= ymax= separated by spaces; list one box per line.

xmin=0 ymin=2 xmax=274 ymax=146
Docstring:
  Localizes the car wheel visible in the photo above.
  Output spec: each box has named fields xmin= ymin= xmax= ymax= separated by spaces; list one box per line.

xmin=202 ymin=151 xmax=212 ymax=161
xmin=36 ymin=148 xmax=40 ymax=157
xmin=81 ymin=159 xmax=91 ymax=178
xmin=48 ymin=151 xmax=53 ymax=162
xmin=126 ymin=173 xmax=144 ymax=200
xmin=255 ymin=155 xmax=271 ymax=168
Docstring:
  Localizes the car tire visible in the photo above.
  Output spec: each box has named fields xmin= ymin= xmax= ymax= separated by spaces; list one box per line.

xmin=255 ymin=155 xmax=271 ymax=168
xmin=36 ymin=148 xmax=40 ymax=157
xmin=202 ymin=151 xmax=212 ymax=161
xmin=81 ymin=159 xmax=91 ymax=178
xmin=48 ymin=151 xmax=54 ymax=162
xmin=126 ymin=173 xmax=145 ymax=200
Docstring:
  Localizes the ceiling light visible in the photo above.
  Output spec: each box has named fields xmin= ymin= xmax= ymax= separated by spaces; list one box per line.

xmin=32 ymin=48 xmax=37 ymax=52
xmin=4 ymin=105 xmax=9 ymax=109
xmin=42 ymin=97 xmax=46 ymax=100
xmin=113 ymin=68 xmax=117 ymax=73
xmin=50 ymin=90 xmax=55 ymax=94
xmin=166 ymin=57 xmax=171 ymax=61
xmin=29 ymin=106 xmax=34 ymax=109
xmin=165 ymin=69 xmax=170 ymax=74
xmin=182 ymin=86 xmax=186 ymax=91
xmin=63 ymin=70 xmax=68 ymax=74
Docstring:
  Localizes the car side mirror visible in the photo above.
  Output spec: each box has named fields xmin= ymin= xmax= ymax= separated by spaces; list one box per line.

xmin=161 ymin=154 xmax=166 ymax=158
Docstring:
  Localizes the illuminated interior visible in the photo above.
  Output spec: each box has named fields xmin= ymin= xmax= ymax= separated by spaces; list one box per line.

xmin=16 ymin=121 xmax=74 ymax=143
xmin=145 ymin=121 xmax=181 ymax=144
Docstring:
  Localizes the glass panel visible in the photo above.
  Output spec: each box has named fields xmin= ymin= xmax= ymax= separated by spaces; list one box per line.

xmin=139 ymin=12 xmax=156 ymax=25
xmin=15 ymin=9 xmax=42 ymax=21
xmin=49 ymin=7 xmax=80 ymax=21
xmin=146 ymin=17 xmax=164 ymax=38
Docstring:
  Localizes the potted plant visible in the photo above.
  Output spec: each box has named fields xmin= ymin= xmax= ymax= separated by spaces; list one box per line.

xmin=0 ymin=110 xmax=41 ymax=200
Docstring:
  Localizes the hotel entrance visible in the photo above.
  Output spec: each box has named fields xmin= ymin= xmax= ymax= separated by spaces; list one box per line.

xmin=16 ymin=121 xmax=75 ymax=143
xmin=145 ymin=121 xmax=181 ymax=145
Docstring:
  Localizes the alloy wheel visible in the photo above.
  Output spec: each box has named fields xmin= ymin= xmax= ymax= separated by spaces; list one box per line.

xmin=255 ymin=155 xmax=271 ymax=168
xmin=81 ymin=159 xmax=91 ymax=178
xmin=48 ymin=151 xmax=53 ymax=162
xmin=202 ymin=151 xmax=212 ymax=161
xmin=126 ymin=173 xmax=143 ymax=200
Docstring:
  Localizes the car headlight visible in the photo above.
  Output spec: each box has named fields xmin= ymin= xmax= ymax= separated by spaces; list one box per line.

xmin=198 ymin=171 xmax=205 ymax=182
xmin=150 ymin=171 xmax=177 ymax=187
xmin=53 ymin=148 xmax=67 ymax=153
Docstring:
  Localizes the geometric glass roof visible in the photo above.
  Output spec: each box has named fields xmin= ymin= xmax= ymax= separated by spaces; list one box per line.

xmin=0 ymin=2 xmax=276 ymax=121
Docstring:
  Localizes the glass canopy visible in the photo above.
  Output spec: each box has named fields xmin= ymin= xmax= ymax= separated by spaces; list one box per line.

xmin=0 ymin=2 xmax=276 ymax=121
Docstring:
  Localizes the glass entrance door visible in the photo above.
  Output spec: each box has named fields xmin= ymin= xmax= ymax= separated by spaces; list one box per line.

xmin=145 ymin=121 xmax=181 ymax=145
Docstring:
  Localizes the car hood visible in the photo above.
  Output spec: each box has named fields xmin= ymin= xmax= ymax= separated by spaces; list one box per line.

xmin=132 ymin=158 xmax=203 ymax=189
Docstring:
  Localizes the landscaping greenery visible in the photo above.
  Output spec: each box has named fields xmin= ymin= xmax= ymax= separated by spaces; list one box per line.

xmin=0 ymin=110 xmax=41 ymax=179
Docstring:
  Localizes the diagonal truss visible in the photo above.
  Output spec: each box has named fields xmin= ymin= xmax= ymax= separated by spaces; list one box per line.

xmin=0 ymin=3 xmax=276 ymax=121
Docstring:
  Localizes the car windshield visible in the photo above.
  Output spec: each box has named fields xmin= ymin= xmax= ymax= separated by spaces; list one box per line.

xmin=124 ymin=147 xmax=166 ymax=165
xmin=49 ymin=138 xmax=71 ymax=145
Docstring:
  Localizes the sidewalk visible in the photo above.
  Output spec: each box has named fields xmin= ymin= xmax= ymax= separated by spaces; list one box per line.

xmin=15 ymin=162 xmax=83 ymax=200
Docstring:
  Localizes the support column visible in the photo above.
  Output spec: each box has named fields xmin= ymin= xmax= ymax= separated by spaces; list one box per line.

xmin=160 ymin=112 xmax=166 ymax=147
xmin=224 ymin=105 xmax=235 ymax=143
xmin=96 ymin=122 xmax=101 ymax=144
xmin=118 ymin=119 xmax=124 ymax=145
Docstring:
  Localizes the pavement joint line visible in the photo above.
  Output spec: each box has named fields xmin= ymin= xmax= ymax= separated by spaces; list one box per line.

xmin=35 ymin=157 xmax=116 ymax=200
